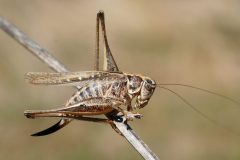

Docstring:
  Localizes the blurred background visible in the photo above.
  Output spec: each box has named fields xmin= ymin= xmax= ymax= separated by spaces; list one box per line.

xmin=0 ymin=0 xmax=240 ymax=160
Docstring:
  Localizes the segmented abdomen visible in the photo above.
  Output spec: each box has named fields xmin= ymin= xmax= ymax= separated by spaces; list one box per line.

xmin=66 ymin=79 xmax=127 ymax=106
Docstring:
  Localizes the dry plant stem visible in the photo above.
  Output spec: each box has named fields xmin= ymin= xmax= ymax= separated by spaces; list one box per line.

xmin=0 ymin=17 xmax=160 ymax=160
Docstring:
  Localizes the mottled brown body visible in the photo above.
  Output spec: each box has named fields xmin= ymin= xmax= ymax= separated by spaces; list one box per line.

xmin=25 ymin=71 xmax=156 ymax=116
xmin=24 ymin=11 xmax=156 ymax=136
xmin=66 ymin=74 xmax=128 ymax=108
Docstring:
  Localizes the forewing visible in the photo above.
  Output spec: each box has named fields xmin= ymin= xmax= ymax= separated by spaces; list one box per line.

xmin=25 ymin=71 xmax=124 ymax=86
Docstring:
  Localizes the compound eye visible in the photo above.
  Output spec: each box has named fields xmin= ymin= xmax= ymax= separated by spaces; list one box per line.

xmin=143 ymin=78 xmax=156 ymax=91
xmin=146 ymin=78 xmax=155 ymax=85
xmin=146 ymin=79 xmax=152 ymax=84
xmin=144 ymin=82 xmax=152 ymax=91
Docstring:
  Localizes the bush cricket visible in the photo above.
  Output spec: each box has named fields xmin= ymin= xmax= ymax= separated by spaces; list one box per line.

xmin=24 ymin=11 xmax=240 ymax=137
xmin=24 ymin=11 xmax=157 ymax=136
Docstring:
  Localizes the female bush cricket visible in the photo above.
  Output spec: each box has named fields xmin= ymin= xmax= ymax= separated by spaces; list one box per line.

xmin=24 ymin=11 xmax=157 ymax=136
xmin=24 ymin=11 xmax=240 ymax=137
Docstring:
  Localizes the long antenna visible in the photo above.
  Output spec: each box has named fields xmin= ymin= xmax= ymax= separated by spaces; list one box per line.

xmin=157 ymin=83 xmax=240 ymax=107
xmin=158 ymin=86 xmax=239 ymax=137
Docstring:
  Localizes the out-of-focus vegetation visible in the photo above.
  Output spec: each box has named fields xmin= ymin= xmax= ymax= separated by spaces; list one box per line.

xmin=0 ymin=1 xmax=240 ymax=160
